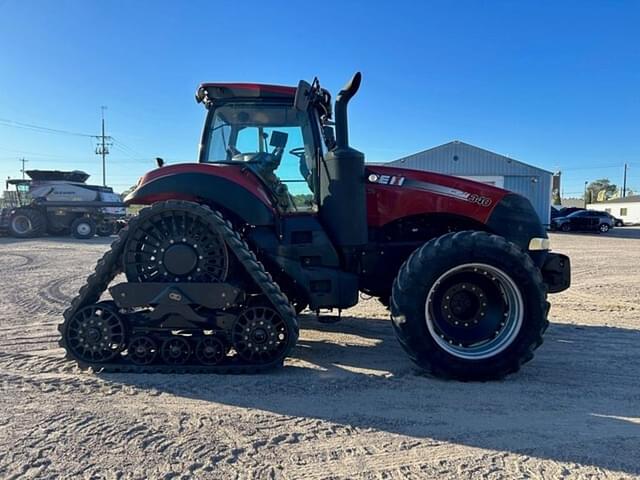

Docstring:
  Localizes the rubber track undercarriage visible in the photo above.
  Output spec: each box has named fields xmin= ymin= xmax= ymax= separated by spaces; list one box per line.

xmin=58 ymin=200 xmax=299 ymax=373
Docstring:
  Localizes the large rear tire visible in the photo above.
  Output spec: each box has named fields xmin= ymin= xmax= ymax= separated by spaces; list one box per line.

xmin=9 ymin=209 xmax=46 ymax=238
xmin=391 ymin=231 xmax=547 ymax=381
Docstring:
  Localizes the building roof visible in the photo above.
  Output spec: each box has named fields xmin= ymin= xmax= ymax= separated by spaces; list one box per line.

xmin=592 ymin=195 xmax=640 ymax=204
xmin=390 ymin=140 xmax=553 ymax=176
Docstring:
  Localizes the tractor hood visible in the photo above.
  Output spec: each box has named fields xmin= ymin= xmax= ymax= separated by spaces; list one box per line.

xmin=365 ymin=164 xmax=509 ymax=226
xmin=365 ymin=164 xmax=547 ymax=250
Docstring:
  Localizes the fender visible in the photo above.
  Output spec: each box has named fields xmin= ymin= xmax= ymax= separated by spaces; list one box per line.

xmin=125 ymin=163 xmax=276 ymax=226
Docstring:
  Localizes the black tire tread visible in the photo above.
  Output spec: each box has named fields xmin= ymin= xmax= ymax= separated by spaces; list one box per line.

xmin=391 ymin=230 xmax=548 ymax=381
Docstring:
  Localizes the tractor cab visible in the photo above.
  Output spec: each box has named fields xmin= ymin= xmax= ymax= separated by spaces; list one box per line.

xmin=196 ymin=83 xmax=332 ymax=214
xmin=195 ymin=75 xmax=368 ymax=255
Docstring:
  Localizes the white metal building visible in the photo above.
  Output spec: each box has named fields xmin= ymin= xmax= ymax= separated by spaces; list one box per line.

xmin=390 ymin=141 xmax=553 ymax=224
xmin=588 ymin=195 xmax=640 ymax=225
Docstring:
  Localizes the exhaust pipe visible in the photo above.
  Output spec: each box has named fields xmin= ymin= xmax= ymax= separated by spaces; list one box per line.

xmin=319 ymin=72 xmax=367 ymax=253
xmin=334 ymin=72 xmax=362 ymax=149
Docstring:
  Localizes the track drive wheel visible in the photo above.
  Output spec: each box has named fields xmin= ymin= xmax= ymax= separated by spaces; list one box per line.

xmin=391 ymin=231 xmax=547 ymax=381
xmin=123 ymin=202 xmax=228 ymax=283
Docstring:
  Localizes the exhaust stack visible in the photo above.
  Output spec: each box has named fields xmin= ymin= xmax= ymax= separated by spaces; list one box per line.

xmin=334 ymin=72 xmax=362 ymax=149
xmin=319 ymin=72 xmax=367 ymax=255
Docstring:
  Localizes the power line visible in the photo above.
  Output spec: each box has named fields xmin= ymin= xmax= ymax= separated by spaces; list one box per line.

xmin=0 ymin=117 xmax=95 ymax=138
xmin=111 ymin=137 xmax=147 ymax=158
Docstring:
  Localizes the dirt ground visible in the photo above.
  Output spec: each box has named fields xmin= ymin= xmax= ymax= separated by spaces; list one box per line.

xmin=0 ymin=229 xmax=639 ymax=479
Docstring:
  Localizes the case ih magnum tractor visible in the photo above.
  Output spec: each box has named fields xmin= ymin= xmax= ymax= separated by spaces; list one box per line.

xmin=59 ymin=73 xmax=570 ymax=380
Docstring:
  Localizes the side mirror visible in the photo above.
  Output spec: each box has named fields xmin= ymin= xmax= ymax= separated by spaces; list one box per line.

xmin=294 ymin=80 xmax=311 ymax=111
xmin=270 ymin=131 xmax=289 ymax=149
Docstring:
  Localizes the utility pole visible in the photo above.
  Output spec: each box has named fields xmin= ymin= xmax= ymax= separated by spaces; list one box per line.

xmin=622 ymin=163 xmax=628 ymax=198
xmin=583 ymin=180 xmax=589 ymax=208
xmin=19 ymin=158 xmax=28 ymax=179
xmin=95 ymin=106 xmax=112 ymax=186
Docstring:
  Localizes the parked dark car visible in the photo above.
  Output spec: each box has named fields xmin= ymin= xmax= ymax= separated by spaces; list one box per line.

xmin=550 ymin=210 xmax=614 ymax=233
xmin=604 ymin=213 xmax=625 ymax=227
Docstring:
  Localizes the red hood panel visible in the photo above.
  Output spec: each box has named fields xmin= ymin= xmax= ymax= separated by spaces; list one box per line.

xmin=365 ymin=164 xmax=509 ymax=227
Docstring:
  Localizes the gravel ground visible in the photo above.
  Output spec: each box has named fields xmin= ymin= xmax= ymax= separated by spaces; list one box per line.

xmin=0 ymin=229 xmax=639 ymax=479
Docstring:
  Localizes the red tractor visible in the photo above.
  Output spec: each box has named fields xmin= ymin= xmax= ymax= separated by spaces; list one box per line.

xmin=59 ymin=73 xmax=570 ymax=380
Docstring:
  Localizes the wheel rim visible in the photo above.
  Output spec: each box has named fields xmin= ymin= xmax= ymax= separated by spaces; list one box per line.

xmin=232 ymin=306 xmax=288 ymax=363
xmin=160 ymin=337 xmax=192 ymax=365
xmin=195 ymin=336 xmax=226 ymax=365
xmin=66 ymin=304 xmax=126 ymax=363
xmin=424 ymin=263 xmax=524 ymax=360
xmin=561 ymin=223 xmax=570 ymax=232
xmin=600 ymin=224 xmax=609 ymax=232
xmin=76 ymin=222 xmax=92 ymax=236
xmin=124 ymin=208 xmax=228 ymax=283
xmin=128 ymin=336 xmax=158 ymax=365
xmin=11 ymin=215 xmax=32 ymax=234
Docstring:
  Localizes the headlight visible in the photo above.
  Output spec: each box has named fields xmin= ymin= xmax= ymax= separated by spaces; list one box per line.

xmin=528 ymin=237 xmax=551 ymax=251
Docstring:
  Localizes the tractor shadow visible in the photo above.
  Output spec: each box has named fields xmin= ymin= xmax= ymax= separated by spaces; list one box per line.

xmin=103 ymin=312 xmax=640 ymax=475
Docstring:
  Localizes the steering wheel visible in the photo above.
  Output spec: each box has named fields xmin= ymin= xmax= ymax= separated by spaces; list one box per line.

xmin=289 ymin=147 xmax=306 ymax=159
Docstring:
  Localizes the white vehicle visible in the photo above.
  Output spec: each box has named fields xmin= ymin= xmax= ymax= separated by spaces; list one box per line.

xmin=0 ymin=170 xmax=125 ymax=239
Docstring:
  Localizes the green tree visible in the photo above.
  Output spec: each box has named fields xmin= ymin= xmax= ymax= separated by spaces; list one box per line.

xmin=585 ymin=178 xmax=617 ymax=203
xmin=120 ymin=185 xmax=136 ymax=200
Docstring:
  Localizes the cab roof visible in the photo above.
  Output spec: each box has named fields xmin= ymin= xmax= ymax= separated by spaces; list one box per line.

xmin=196 ymin=83 xmax=296 ymax=104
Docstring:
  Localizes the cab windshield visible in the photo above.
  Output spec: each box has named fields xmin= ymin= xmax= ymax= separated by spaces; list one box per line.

xmin=202 ymin=103 xmax=317 ymax=212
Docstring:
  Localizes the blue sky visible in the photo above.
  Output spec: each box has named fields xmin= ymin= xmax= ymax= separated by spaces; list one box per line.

xmin=0 ymin=0 xmax=638 ymax=197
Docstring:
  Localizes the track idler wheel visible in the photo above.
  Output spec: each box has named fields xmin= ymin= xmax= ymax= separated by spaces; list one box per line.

xmin=64 ymin=302 xmax=127 ymax=363
xmin=195 ymin=336 xmax=227 ymax=365
xmin=232 ymin=306 xmax=290 ymax=364
xmin=128 ymin=336 xmax=158 ymax=365
xmin=160 ymin=337 xmax=192 ymax=365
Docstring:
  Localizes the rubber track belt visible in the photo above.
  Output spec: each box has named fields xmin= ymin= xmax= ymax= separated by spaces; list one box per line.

xmin=58 ymin=201 xmax=299 ymax=373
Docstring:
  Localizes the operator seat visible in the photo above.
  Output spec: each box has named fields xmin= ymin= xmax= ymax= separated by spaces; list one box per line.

xmin=232 ymin=131 xmax=295 ymax=211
